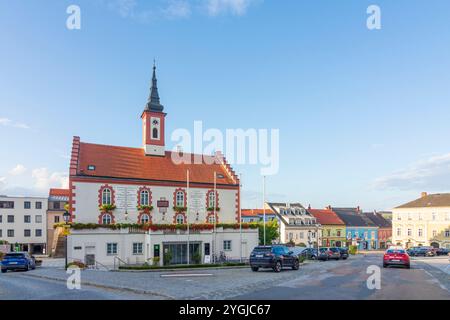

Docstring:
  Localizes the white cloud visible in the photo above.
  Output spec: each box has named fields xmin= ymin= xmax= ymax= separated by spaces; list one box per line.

xmin=31 ymin=168 xmax=69 ymax=191
xmin=9 ymin=164 xmax=27 ymax=176
xmin=107 ymin=0 xmax=137 ymax=17
xmin=206 ymin=0 xmax=258 ymax=16
xmin=163 ymin=0 xmax=191 ymax=18
xmin=373 ymin=152 xmax=450 ymax=191
xmin=104 ymin=0 xmax=257 ymax=21
xmin=0 ymin=117 xmax=30 ymax=129
xmin=0 ymin=177 xmax=6 ymax=190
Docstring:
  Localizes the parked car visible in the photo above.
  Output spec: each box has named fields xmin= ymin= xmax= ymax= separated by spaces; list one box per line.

xmin=383 ymin=248 xmax=410 ymax=269
xmin=406 ymin=247 xmax=419 ymax=256
xmin=302 ymin=248 xmax=319 ymax=260
xmin=338 ymin=247 xmax=349 ymax=260
xmin=249 ymin=245 xmax=300 ymax=272
xmin=435 ymin=248 xmax=450 ymax=256
xmin=318 ymin=247 xmax=340 ymax=261
xmin=1 ymin=252 xmax=36 ymax=273
xmin=413 ymin=247 xmax=435 ymax=257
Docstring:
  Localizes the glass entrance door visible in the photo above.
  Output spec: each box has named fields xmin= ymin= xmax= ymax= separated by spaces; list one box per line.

xmin=163 ymin=242 xmax=201 ymax=265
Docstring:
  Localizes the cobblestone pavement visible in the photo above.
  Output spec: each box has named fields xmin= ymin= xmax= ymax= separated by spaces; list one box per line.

xmin=1 ymin=253 xmax=448 ymax=300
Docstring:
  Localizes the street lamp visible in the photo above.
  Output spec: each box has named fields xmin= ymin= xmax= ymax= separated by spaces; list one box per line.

xmin=63 ymin=210 xmax=71 ymax=270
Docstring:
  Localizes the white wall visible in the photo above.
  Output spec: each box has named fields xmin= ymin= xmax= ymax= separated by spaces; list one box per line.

xmin=68 ymin=227 xmax=259 ymax=267
xmin=0 ymin=196 xmax=47 ymax=246
xmin=72 ymin=181 xmax=238 ymax=224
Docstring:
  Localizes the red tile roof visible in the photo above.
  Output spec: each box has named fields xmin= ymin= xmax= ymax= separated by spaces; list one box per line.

xmin=49 ymin=188 xmax=70 ymax=197
xmin=71 ymin=137 xmax=239 ymax=186
xmin=308 ymin=209 xmax=345 ymax=225
xmin=241 ymin=209 xmax=275 ymax=217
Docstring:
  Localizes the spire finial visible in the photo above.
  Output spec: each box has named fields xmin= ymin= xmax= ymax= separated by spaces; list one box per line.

xmin=145 ymin=60 xmax=164 ymax=112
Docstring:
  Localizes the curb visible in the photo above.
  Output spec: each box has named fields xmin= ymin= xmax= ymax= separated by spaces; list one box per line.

xmin=114 ymin=265 xmax=249 ymax=272
xmin=17 ymin=273 xmax=174 ymax=300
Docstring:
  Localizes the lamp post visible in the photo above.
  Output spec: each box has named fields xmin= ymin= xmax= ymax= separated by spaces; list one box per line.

xmin=63 ymin=210 xmax=71 ymax=270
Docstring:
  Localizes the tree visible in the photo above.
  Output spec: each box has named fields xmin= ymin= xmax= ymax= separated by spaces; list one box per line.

xmin=258 ymin=220 xmax=279 ymax=245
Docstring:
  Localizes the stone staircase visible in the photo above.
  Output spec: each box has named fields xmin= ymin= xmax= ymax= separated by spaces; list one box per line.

xmin=53 ymin=236 xmax=66 ymax=258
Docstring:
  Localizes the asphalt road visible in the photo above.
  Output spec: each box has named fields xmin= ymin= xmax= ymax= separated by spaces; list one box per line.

xmin=0 ymin=271 xmax=155 ymax=300
xmin=0 ymin=253 xmax=448 ymax=300
xmin=233 ymin=254 xmax=450 ymax=300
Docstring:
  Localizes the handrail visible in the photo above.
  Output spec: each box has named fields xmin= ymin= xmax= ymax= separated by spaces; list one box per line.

xmin=113 ymin=256 xmax=129 ymax=270
xmin=94 ymin=259 xmax=110 ymax=271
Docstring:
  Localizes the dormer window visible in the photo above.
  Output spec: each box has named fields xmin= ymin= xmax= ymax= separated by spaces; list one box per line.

xmin=87 ymin=165 xmax=96 ymax=171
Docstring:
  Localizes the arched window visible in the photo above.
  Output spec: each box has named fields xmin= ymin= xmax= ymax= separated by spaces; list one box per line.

xmin=140 ymin=214 xmax=150 ymax=224
xmin=208 ymin=191 xmax=216 ymax=208
xmin=102 ymin=188 xmax=112 ymax=205
xmin=152 ymin=127 xmax=158 ymax=139
xmin=102 ymin=214 xmax=112 ymax=225
xmin=176 ymin=214 xmax=185 ymax=224
xmin=208 ymin=215 xmax=216 ymax=224
xmin=140 ymin=190 xmax=149 ymax=206
xmin=176 ymin=191 xmax=185 ymax=207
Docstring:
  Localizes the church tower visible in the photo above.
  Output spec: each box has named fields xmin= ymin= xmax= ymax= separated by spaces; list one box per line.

xmin=142 ymin=63 xmax=166 ymax=156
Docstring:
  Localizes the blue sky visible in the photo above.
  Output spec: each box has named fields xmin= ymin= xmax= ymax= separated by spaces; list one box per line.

xmin=1 ymin=0 xmax=450 ymax=211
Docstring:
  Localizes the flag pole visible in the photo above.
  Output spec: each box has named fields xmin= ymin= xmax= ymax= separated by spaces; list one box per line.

xmin=187 ymin=169 xmax=190 ymax=265
xmin=263 ymin=175 xmax=266 ymax=245
xmin=213 ymin=171 xmax=217 ymax=263
xmin=239 ymin=173 xmax=242 ymax=263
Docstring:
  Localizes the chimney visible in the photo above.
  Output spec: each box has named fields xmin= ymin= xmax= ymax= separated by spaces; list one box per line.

xmin=421 ymin=192 xmax=428 ymax=198
xmin=325 ymin=205 xmax=331 ymax=210
xmin=308 ymin=204 xmax=311 ymax=210
xmin=356 ymin=206 xmax=360 ymax=213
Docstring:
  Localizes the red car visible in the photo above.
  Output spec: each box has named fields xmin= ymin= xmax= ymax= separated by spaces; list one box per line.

xmin=383 ymin=248 xmax=410 ymax=269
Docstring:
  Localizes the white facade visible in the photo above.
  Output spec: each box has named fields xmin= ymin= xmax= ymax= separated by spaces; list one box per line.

xmin=0 ymin=196 xmax=48 ymax=254
xmin=392 ymin=206 xmax=450 ymax=248
xmin=72 ymin=181 xmax=238 ymax=224
xmin=68 ymin=227 xmax=259 ymax=267
xmin=266 ymin=203 xmax=321 ymax=246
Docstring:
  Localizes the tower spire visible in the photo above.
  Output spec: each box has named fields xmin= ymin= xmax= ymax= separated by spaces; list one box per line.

xmin=145 ymin=61 xmax=164 ymax=112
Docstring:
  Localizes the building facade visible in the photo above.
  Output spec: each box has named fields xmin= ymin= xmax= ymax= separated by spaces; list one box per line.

xmin=308 ymin=208 xmax=346 ymax=247
xmin=66 ymin=65 xmax=258 ymax=266
xmin=333 ymin=207 xmax=378 ymax=250
xmin=266 ymin=203 xmax=321 ymax=246
xmin=47 ymin=189 xmax=70 ymax=256
xmin=0 ymin=196 xmax=47 ymax=254
xmin=363 ymin=211 xmax=392 ymax=249
xmin=392 ymin=192 xmax=450 ymax=249
xmin=241 ymin=209 xmax=277 ymax=223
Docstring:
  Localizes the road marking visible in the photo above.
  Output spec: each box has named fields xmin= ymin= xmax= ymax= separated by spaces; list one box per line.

xmin=160 ymin=273 xmax=213 ymax=278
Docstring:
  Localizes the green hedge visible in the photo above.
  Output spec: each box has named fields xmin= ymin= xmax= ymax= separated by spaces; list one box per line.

xmin=348 ymin=245 xmax=358 ymax=255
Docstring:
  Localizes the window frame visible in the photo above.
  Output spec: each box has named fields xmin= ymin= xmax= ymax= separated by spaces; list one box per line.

xmin=102 ymin=188 xmax=112 ymax=205
xmin=176 ymin=191 xmax=185 ymax=208
xmin=132 ymin=242 xmax=143 ymax=255
xmin=102 ymin=213 xmax=112 ymax=225
xmin=106 ymin=243 xmax=118 ymax=255
xmin=140 ymin=190 xmax=150 ymax=206
xmin=223 ymin=240 xmax=232 ymax=251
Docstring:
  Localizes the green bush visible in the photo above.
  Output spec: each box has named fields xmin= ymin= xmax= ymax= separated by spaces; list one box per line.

xmin=152 ymin=256 xmax=160 ymax=266
xmin=348 ymin=245 xmax=358 ymax=255
xmin=298 ymin=255 xmax=306 ymax=263
xmin=0 ymin=252 xmax=4 ymax=261
xmin=67 ymin=261 xmax=86 ymax=269
xmin=297 ymin=242 xmax=307 ymax=247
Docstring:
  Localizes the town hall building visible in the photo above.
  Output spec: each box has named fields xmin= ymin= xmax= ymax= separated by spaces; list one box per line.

xmin=66 ymin=65 xmax=258 ymax=267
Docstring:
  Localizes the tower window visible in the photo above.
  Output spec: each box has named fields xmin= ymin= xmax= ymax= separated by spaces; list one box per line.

xmin=152 ymin=127 xmax=159 ymax=139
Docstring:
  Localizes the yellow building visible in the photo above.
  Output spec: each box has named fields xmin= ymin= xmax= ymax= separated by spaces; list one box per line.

xmin=392 ymin=192 xmax=450 ymax=249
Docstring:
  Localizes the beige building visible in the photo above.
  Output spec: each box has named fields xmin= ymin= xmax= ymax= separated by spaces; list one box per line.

xmin=392 ymin=192 xmax=450 ymax=249
xmin=47 ymin=189 xmax=70 ymax=257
